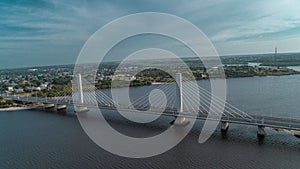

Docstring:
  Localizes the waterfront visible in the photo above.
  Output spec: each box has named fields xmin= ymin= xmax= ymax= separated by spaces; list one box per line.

xmin=1 ymin=75 xmax=300 ymax=168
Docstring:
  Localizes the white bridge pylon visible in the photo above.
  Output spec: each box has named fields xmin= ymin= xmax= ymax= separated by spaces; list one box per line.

xmin=173 ymin=73 xmax=190 ymax=126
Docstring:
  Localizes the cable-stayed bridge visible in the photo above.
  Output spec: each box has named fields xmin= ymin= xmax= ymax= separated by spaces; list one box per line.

xmin=2 ymin=73 xmax=300 ymax=138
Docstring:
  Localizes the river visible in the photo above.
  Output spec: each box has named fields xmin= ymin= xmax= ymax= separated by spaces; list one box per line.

xmin=1 ymin=75 xmax=300 ymax=168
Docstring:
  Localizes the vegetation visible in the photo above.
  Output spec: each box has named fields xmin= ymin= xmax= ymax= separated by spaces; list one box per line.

xmin=35 ymin=85 xmax=72 ymax=97
xmin=221 ymin=52 xmax=300 ymax=67
xmin=224 ymin=66 xmax=300 ymax=78
xmin=0 ymin=96 xmax=14 ymax=108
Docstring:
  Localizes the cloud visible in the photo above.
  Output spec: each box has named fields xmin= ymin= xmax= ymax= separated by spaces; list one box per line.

xmin=1 ymin=0 xmax=300 ymax=68
xmin=209 ymin=0 xmax=300 ymax=42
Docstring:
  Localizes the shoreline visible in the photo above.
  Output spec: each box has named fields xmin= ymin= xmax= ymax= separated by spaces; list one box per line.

xmin=0 ymin=106 xmax=37 ymax=112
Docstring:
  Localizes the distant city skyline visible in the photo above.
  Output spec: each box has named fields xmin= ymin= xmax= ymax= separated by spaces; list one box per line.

xmin=1 ymin=0 xmax=300 ymax=68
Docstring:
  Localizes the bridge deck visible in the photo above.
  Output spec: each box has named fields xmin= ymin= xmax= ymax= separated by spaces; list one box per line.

xmin=4 ymin=95 xmax=300 ymax=131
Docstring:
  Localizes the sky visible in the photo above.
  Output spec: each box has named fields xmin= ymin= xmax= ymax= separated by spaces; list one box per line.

xmin=1 ymin=0 xmax=300 ymax=68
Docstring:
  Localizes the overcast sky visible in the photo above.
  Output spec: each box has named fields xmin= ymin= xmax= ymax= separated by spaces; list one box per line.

xmin=1 ymin=0 xmax=300 ymax=68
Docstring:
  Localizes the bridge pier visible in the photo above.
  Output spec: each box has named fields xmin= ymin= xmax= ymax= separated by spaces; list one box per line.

xmin=221 ymin=121 xmax=229 ymax=132
xmin=57 ymin=104 xmax=67 ymax=113
xmin=174 ymin=116 xmax=190 ymax=126
xmin=257 ymin=125 xmax=266 ymax=138
xmin=75 ymin=106 xmax=89 ymax=113
xmin=44 ymin=103 xmax=55 ymax=111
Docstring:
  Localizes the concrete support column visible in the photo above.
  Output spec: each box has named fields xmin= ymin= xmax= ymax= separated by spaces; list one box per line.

xmin=221 ymin=121 xmax=229 ymax=132
xmin=257 ymin=125 xmax=266 ymax=138
xmin=57 ymin=104 xmax=67 ymax=113
xmin=44 ymin=103 xmax=55 ymax=111
xmin=75 ymin=106 xmax=89 ymax=113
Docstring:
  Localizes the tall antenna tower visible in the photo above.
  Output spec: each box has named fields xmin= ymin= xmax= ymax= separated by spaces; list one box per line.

xmin=274 ymin=47 xmax=277 ymax=68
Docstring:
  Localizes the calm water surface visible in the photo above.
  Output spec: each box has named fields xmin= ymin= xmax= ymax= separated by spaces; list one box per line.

xmin=1 ymin=75 xmax=300 ymax=169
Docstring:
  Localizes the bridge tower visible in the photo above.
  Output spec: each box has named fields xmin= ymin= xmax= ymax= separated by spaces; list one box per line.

xmin=74 ymin=73 xmax=89 ymax=113
xmin=173 ymin=73 xmax=189 ymax=126
xmin=77 ymin=73 xmax=84 ymax=104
